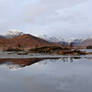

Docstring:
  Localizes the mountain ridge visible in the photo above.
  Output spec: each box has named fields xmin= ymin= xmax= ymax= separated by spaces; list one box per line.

xmin=0 ymin=34 xmax=63 ymax=51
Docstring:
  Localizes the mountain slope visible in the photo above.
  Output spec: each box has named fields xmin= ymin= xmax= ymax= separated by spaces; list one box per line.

xmin=9 ymin=34 xmax=58 ymax=48
xmin=78 ymin=38 xmax=92 ymax=48
xmin=4 ymin=31 xmax=24 ymax=38
xmin=70 ymin=39 xmax=83 ymax=46
xmin=0 ymin=34 xmax=62 ymax=50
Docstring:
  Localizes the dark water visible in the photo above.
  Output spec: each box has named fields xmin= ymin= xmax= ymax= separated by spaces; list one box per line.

xmin=0 ymin=57 xmax=92 ymax=92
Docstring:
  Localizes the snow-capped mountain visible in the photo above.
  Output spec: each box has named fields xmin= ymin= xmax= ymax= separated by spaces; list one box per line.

xmin=38 ymin=34 xmax=84 ymax=46
xmin=70 ymin=39 xmax=83 ymax=46
xmin=38 ymin=34 xmax=64 ymax=42
xmin=4 ymin=29 xmax=24 ymax=38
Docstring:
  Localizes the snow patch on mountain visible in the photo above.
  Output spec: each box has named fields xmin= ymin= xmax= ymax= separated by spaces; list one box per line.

xmin=4 ymin=29 xmax=24 ymax=38
xmin=38 ymin=34 xmax=65 ymax=42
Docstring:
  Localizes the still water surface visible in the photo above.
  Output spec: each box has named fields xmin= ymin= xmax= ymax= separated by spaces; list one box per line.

xmin=0 ymin=56 xmax=92 ymax=92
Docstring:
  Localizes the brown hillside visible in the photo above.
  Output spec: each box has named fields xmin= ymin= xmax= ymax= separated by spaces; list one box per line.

xmin=0 ymin=34 xmax=62 ymax=50
xmin=77 ymin=38 xmax=92 ymax=48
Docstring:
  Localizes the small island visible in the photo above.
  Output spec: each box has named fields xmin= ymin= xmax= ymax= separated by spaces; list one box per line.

xmin=4 ymin=45 xmax=88 ymax=55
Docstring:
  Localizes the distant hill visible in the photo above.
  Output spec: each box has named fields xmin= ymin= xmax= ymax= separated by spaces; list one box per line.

xmin=0 ymin=34 xmax=62 ymax=51
xmin=4 ymin=31 xmax=24 ymax=38
xmin=70 ymin=39 xmax=83 ymax=46
xmin=58 ymin=41 xmax=69 ymax=46
xmin=0 ymin=35 xmax=6 ymax=39
xmin=0 ymin=32 xmax=91 ymax=50
xmin=78 ymin=38 xmax=92 ymax=48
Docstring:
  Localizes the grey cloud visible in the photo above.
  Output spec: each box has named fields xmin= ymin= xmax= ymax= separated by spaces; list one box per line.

xmin=21 ymin=0 xmax=91 ymax=36
xmin=0 ymin=0 xmax=91 ymax=39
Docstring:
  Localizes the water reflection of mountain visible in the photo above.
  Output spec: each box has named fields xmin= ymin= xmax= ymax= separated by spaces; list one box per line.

xmin=0 ymin=57 xmax=61 ymax=70
xmin=0 ymin=58 xmax=45 ymax=70
xmin=0 ymin=56 xmax=91 ymax=70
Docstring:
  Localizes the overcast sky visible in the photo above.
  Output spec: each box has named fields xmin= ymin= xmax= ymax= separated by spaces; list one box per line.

xmin=0 ymin=0 xmax=91 ymax=39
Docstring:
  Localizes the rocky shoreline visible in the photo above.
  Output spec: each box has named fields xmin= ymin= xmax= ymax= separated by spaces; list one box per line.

xmin=3 ymin=46 xmax=88 ymax=55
